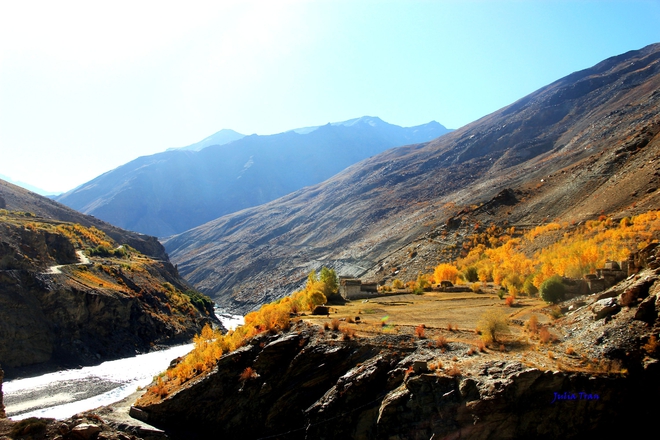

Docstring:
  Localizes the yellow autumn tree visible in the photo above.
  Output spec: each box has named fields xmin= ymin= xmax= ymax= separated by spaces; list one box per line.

xmin=433 ymin=263 xmax=459 ymax=284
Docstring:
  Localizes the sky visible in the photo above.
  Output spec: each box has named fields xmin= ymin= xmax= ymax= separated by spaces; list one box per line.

xmin=1 ymin=1 xmax=659 ymax=194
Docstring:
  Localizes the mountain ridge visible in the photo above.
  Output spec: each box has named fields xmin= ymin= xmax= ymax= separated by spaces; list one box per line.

xmin=56 ymin=117 xmax=450 ymax=237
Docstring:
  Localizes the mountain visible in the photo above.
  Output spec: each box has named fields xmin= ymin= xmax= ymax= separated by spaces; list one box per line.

xmin=164 ymin=43 xmax=660 ymax=313
xmin=173 ymin=128 xmax=245 ymax=151
xmin=55 ymin=118 xmax=451 ymax=237
xmin=0 ymin=179 xmax=217 ymax=375
xmin=0 ymin=174 xmax=60 ymax=197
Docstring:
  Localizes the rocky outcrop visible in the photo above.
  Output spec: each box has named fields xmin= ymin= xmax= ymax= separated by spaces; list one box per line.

xmin=0 ymin=366 xmax=5 ymax=418
xmin=135 ymin=322 xmax=659 ymax=439
xmin=0 ymin=211 xmax=218 ymax=375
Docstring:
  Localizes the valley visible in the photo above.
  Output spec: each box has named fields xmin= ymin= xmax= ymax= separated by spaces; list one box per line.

xmin=2 ymin=43 xmax=660 ymax=439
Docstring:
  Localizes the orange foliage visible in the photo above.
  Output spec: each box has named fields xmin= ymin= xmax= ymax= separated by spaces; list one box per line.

xmin=433 ymin=263 xmax=459 ymax=283
xmin=453 ymin=210 xmax=660 ymax=291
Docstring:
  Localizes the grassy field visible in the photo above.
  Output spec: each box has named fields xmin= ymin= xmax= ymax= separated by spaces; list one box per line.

xmin=297 ymin=289 xmax=612 ymax=374
xmin=303 ymin=289 xmax=550 ymax=337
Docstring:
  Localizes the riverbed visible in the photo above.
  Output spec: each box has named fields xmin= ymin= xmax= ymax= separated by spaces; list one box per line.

xmin=4 ymin=310 xmax=244 ymax=420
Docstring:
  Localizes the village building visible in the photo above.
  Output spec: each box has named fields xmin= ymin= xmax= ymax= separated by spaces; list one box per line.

xmin=339 ymin=277 xmax=378 ymax=300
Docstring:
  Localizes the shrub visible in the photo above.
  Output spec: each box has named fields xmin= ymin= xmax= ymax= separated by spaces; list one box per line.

xmin=239 ymin=367 xmax=256 ymax=382
xmin=392 ymin=279 xmax=404 ymax=289
xmin=477 ymin=310 xmax=510 ymax=344
xmin=526 ymin=315 xmax=539 ymax=334
xmin=446 ymin=364 xmax=461 ymax=377
xmin=643 ymin=335 xmax=659 ymax=355
xmin=540 ymin=275 xmax=565 ymax=303
xmin=477 ymin=340 xmax=486 ymax=352
xmin=331 ymin=318 xmax=341 ymax=331
xmin=505 ymin=296 xmax=515 ymax=307
xmin=435 ymin=335 xmax=448 ymax=348
xmin=539 ymin=327 xmax=556 ymax=344
xmin=415 ymin=324 xmax=426 ymax=339
xmin=341 ymin=327 xmax=356 ymax=340
xmin=497 ymin=288 xmax=506 ymax=300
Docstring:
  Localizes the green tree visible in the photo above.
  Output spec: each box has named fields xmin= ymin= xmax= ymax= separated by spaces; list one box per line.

xmin=540 ymin=275 xmax=565 ymax=303
xmin=523 ymin=278 xmax=538 ymax=297
xmin=463 ymin=266 xmax=479 ymax=282
xmin=319 ymin=267 xmax=339 ymax=297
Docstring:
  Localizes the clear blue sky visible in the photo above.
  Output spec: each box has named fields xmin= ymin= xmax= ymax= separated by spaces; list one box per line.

xmin=1 ymin=0 xmax=659 ymax=193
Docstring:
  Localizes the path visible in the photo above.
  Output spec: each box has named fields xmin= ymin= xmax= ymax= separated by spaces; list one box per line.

xmin=45 ymin=250 xmax=90 ymax=274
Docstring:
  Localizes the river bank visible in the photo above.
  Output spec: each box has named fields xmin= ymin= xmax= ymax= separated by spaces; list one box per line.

xmin=3 ymin=309 xmax=244 ymax=421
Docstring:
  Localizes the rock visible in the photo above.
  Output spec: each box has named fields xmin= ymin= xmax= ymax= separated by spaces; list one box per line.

xmin=312 ymin=305 xmax=330 ymax=315
xmin=634 ymin=291 xmax=658 ymax=324
xmin=134 ymin=323 xmax=660 ymax=439
xmin=70 ymin=423 xmax=102 ymax=440
xmin=592 ymin=298 xmax=621 ymax=320
xmin=0 ymin=365 xmax=5 ymax=418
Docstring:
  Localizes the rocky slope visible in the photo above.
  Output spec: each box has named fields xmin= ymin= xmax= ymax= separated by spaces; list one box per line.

xmin=0 ymin=183 xmax=218 ymax=376
xmin=0 ymin=179 xmax=167 ymax=260
xmin=165 ymin=43 xmax=660 ymax=314
xmin=56 ymin=117 xmax=450 ymax=237
xmin=134 ymin=248 xmax=660 ymax=439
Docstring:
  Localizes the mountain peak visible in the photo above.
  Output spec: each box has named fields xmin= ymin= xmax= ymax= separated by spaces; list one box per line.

xmin=174 ymin=128 xmax=246 ymax=152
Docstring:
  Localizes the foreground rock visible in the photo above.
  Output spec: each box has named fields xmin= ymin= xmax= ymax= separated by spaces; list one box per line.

xmin=0 ymin=411 xmax=159 ymax=440
xmin=135 ymin=245 xmax=660 ymax=439
xmin=134 ymin=320 xmax=659 ymax=439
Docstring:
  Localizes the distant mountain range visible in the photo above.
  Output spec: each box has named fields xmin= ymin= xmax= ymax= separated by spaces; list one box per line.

xmin=56 ymin=117 xmax=451 ymax=237
xmin=163 ymin=43 xmax=660 ymax=313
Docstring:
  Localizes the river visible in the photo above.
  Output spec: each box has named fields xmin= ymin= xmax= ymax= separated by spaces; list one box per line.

xmin=4 ymin=310 xmax=244 ymax=420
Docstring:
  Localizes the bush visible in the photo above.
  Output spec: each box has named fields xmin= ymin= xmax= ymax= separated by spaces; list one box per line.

xmin=477 ymin=310 xmax=510 ymax=344
xmin=526 ymin=315 xmax=539 ymax=334
xmin=540 ymin=275 xmax=565 ymax=303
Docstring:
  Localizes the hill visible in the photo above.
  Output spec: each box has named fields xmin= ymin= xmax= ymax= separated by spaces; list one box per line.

xmin=164 ymin=43 xmax=660 ymax=314
xmin=0 ymin=180 xmax=217 ymax=376
xmin=55 ymin=117 xmax=450 ymax=237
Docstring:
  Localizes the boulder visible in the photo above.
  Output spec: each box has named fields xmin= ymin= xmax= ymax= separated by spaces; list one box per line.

xmin=70 ymin=423 xmax=102 ymax=440
xmin=592 ymin=298 xmax=621 ymax=320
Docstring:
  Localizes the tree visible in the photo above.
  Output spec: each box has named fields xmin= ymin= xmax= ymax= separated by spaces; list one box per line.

xmin=319 ymin=267 xmax=339 ymax=297
xmin=463 ymin=266 xmax=479 ymax=282
xmin=540 ymin=275 xmax=565 ymax=304
xmin=478 ymin=310 xmax=510 ymax=344
xmin=434 ymin=263 xmax=459 ymax=284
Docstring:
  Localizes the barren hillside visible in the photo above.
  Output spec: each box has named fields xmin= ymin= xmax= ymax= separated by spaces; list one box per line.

xmin=165 ymin=43 xmax=660 ymax=314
